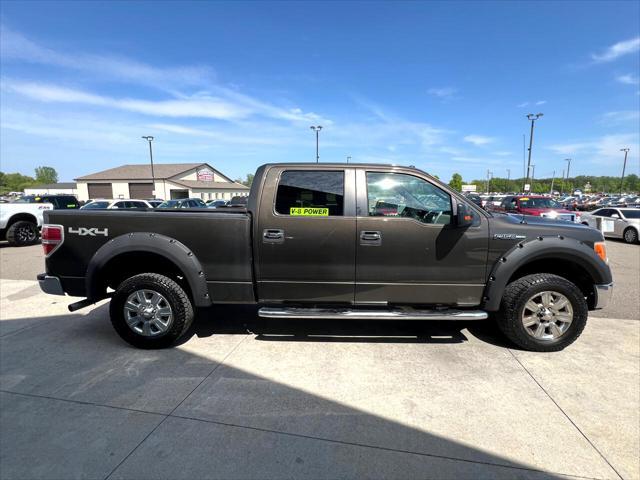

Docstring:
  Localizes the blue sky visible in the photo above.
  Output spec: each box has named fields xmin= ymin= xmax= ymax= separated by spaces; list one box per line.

xmin=1 ymin=1 xmax=639 ymax=183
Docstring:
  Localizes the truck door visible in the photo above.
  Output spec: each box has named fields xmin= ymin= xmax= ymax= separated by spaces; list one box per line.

xmin=354 ymin=169 xmax=488 ymax=306
xmin=256 ymin=167 xmax=356 ymax=303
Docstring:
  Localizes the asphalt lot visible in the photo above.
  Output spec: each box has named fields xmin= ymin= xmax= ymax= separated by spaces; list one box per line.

xmin=0 ymin=239 xmax=638 ymax=479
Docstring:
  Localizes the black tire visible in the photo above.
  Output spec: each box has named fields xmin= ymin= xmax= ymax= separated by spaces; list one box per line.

xmin=6 ymin=221 xmax=39 ymax=246
xmin=110 ymin=273 xmax=194 ymax=349
xmin=496 ymin=273 xmax=588 ymax=352
xmin=623 ymin=227 xmax=638 ymax=244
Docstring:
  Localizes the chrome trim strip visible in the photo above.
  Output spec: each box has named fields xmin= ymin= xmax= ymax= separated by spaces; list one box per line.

xmin=258 ymin=307 xmax=488 ymax=321
xmin=594 ymin=283 xmax=613 ymax=309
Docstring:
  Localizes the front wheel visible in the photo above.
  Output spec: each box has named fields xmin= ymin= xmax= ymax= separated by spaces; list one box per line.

xmin=623 ymin=227 xmax=638 ymax=244
xmin=496 ymin=273 xmax=588 ymax=352
xmin=110 ymin=273 xmax=194 ymax=348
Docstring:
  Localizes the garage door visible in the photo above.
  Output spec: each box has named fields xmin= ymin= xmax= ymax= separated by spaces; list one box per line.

xmin=87 ymin=183 xmax=113 ymax=199
xmin=128 ymin=183 xmax=153 ymax=199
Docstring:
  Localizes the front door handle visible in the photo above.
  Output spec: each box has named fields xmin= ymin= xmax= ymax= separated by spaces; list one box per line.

xmin=360 ymin=230 xmax=382 ymax=246
xmin=263 ymin=229 xmax=285 ymax=244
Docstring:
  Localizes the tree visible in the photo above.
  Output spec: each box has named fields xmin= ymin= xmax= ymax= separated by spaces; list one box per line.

xmin=0 ymin=172 xmax=37 ymax=192
xmin=235 ymin=173 xmax=254 ymax=187
xmin=35 ymin=166 xmax=58 ymax=184
xmin=448 ymin=173 xmax=463 ymax=191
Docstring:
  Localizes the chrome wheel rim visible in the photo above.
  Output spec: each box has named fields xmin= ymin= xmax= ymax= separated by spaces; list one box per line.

xmin=124 ymin=289 xmax=173 ymax=337
xmin=522 ymin=291 xmax=573 ymax=341
xmin=624 ymin=229 xmax=636 ymax=243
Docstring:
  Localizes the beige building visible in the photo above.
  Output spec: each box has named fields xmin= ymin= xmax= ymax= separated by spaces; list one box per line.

xmin=75 ymin=163 xmax=249 ymax=202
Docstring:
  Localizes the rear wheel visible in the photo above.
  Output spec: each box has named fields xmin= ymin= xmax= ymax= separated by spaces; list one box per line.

xmin=6 ymin=221 xmax=39 ymax=246
xmin=623 ymin=227 xmax=638 ymax=244
xmin=110 ymin=273 xmax=194 ymax=348
xmin=496 ymin=273 xmax=588 ymax=352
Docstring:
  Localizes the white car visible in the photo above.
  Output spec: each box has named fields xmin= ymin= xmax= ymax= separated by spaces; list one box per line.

xmin=581 ymin=208 xmax=640 ymax=244
xmin=81 ymin=199 xmax=153 ymax=210
xmin=0 ymin=202 xmax=53 ymax=246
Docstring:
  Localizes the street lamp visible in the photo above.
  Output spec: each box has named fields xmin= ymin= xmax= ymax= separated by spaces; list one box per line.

xmin=506 ymin=168 xmax=511 ymax=192
xmin=310 ymin=126 xmax=322 ymax=163
xmin=141 ymin=136 xmax=156 ymax=198
xmin=525 ymin=113 xmax=543 ymax=191
xmin=564 ymin=158 xmax=572 ymax=195
xmin=346 ymin=156 xmax=352 ymax=164
xmin=620 ymin=148 xmax=630 ymax=194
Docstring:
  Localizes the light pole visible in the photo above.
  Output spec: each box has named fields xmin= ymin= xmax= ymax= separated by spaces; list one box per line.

xmin=549 ymin=170 xmax=556 ymax=195
xmin=564 ymin=158 xmax=572 ymax=195
xmin=486 ymin=170 xmax=493 ymax=193
xmin=525 ymin=113 xmax=543 ymax=190
xmin=619 ymin=148 xmax=630 ymax=194
xmin=310 ymin=126 xmax=322 ymax=163
xmin=506 ymin=168 xmax=511 ymax=192
xmin=141 ymin=136 xmax=156 ymax=198
xmin=346 ymin=156 xmax=352 ymax=164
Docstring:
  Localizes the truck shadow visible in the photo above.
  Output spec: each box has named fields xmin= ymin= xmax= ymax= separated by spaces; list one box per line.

xmin=182 ymin=305 xmax=514 ymax=349
xmin=0 ymin=306 xmax=568 ymax=479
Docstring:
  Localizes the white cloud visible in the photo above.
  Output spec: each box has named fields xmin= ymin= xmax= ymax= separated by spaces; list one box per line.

xmin=0 ymin=25 xmax=213 ymax=92
xmin=616 ymin=74 xmax=640 ymax=86
xmin=463 ymin=134 xmax=495 ymax=146
xmin=535 ymin=100 xmax=547 ymax=105
xmin=600 ymin=110 xmax=640 ymax=125
xmin=427 ymin=87 xmax=457 ymax=99
xmin=2 ymin=79 xmax=331 ymax=125
xmin=591 ymin=37 xmax=640 ymax=62
xmin=517 ymin=102 xmax=529 ymax=108
xmin=547 ymin=134 xmax=639 ymax=162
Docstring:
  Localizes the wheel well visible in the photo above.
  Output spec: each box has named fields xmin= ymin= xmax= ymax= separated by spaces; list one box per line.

xmin=507 ymin=258 xmax=596 ymax=308
xmin=623 ymin=225 xmax=638 ymax=236
xmin=97 ymin=252 xmax=193 ymax=301
xmin=7 ymin=213 xmax=37 ymax=228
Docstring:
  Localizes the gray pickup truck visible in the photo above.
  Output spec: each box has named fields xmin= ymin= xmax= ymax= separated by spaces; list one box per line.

xmin=38 ymin=163 xmax=613 ymax=351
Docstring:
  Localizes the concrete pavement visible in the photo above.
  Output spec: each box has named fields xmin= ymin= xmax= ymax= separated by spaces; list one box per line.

xmin=1 ymin=275 xmax=638 ymax=479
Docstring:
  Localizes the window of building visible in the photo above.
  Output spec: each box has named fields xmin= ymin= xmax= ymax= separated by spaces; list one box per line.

xmin=275 ymin=171 xmax=344 ymax=216
xmin=366 ymin=172 xmax=452 ymax=224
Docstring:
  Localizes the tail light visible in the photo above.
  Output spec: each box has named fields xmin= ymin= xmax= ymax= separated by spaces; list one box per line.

xmin=42 ymin=224 xmax=64 ymax=256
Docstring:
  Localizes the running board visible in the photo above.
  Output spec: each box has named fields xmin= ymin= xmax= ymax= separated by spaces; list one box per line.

xmin=258 ymin=307 xmax=488 ymax=321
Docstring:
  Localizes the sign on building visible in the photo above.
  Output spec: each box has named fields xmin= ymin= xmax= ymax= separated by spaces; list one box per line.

xmin=461 ymin=184 xmax=477 ymax=192
xmin=197 ymin=168 xmax=214 ymax=182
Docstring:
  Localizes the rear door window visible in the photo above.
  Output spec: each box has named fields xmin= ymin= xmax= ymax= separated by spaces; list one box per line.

xmin=275 ymin=171 xmax=344 ymax=216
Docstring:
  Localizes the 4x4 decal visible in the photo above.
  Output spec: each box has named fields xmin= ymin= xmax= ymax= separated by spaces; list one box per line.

xmin=68 ymin=227 xmax=108 ymax=237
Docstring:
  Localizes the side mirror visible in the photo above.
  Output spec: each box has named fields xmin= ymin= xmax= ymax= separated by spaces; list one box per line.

xmin=611 ymin=213 xmax=620 ymax=219
xmin=457 ymin=202 xmax=474 ymax=227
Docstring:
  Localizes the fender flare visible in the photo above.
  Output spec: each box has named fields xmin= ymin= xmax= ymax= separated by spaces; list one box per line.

xmin=482 ymin=236 xmax=612 ymax=311
xmin=86 ymin=232 xmax=211 ymax=307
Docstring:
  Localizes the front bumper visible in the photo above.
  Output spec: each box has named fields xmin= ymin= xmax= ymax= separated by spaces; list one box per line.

xmin=594 ymin=282 xmax=613 ymax=309
xmin=37 ymin=273 xmax=65 ymax=296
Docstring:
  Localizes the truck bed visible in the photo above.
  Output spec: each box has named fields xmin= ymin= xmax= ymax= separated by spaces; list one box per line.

xmin=44 ymin=209 xmax=254 ymax=303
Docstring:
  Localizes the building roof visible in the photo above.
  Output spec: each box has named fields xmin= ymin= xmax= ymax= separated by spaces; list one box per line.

xmin=75 ymin=163 xmax=206 ymax=181
xmin=26 ymin=182 xmax=77 ymax=189
xmin=170 ymin=180 xmax=250 ymax=190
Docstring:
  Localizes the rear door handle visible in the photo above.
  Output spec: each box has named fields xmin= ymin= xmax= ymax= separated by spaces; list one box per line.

xmin=360 ymin=230 xmax=382 ymax=246
xmin=263 ymin=229 xmax=285 ymax=244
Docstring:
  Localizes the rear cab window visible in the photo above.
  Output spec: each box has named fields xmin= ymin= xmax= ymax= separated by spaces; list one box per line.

xmin=275 ymin=170 xmax=344 ymax=217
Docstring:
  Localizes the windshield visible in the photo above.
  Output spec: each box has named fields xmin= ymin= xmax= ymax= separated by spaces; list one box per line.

xmin=622 ymin=210 xmax=640 ymax=219
xmin=82 ymin=201 xmax=110 ymax=209
xmin=518 ymin=197 xmax=561 ymax=209
xmin=158 ymin=200 xmax=179 ymax=208
xmin=12 ymin=196 xmax=36 ymax=203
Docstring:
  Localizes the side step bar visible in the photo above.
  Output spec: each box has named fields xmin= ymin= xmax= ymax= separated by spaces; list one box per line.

xmin=258 ymin=307 xmax=488 ymax=321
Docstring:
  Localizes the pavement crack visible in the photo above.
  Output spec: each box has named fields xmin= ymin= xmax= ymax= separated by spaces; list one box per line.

xmin=508 ymin=349 xmax=625 ymax=480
